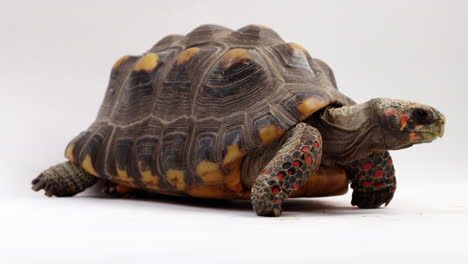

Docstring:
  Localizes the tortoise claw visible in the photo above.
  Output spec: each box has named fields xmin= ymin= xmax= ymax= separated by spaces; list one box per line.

xmin=31 ymin=176 xmax=46 ymax=192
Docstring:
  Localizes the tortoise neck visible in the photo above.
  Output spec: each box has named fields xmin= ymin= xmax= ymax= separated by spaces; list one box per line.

xmin=307 ymin=100 xmax=386 ymax=166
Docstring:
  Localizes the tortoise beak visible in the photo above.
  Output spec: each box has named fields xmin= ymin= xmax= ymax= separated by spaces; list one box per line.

xmin=433 ymin=109 xmax=446 ymax=138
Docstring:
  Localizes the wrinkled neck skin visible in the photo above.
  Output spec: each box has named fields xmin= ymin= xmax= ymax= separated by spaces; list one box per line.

xmin=306 ymin=100 xmax=386 ymax=166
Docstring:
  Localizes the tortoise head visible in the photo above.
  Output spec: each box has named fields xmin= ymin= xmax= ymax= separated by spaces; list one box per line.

xmin=371 ymin=98 xmax=446 ymax=150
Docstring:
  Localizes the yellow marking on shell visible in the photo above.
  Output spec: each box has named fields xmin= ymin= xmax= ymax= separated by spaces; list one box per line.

xmin=296 ymin=97 xmax=328 ymax=120
xmin=251 ymin=24 xmax=272 ymax=30
xmin=196 ymin=161 xmax=225 ymax=184
xmin=167 ymin=169 xmax=186 ymax=191
xmin=259 ymin=125 xmax=286 ymax=144
xmin=221 ymin=49 xmax=252 ymax=68
xmin=65 ymin=144 xmax=75 ymax=162
xmin=223 ymin=144 xmax=246 ymax=165
xmin=138 ymin=162 xmax=160 ymax=188
xmin=176 ymin=47 xmax=200 ymax=65
xmin=288 ymin=43 xmax=308 ymax=53
xmin=82 ymin=155 xmax=99 ymax=176
xmin=133 ymin=53 xmax=159 ymax=72
xmin=224 ymin=157 xmax=245 ymax=194
xmin=112 ymin=55 xmax=131 ymax=71
xmin=116 ymin=166 xmax=134 ymax=184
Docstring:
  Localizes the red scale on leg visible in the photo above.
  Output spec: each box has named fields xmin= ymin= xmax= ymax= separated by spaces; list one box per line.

xmin=305 ymin=155 xmax=313 ymax=164
xmin=272 ymin=187 xmax=280 ymax=194
xmin=374 ymin=171 xmax=383 ymax=178
xmin=301 ymin=146 xmax=310 ymax=153
xmin=374 ymin=182 xmax=383 ymax=188
xmin=363 ymin=163 xmax=372 ymax=171
xmin=277 ymin=172 xmax=285 ymax=180
xmin=293 ymin=160 xmax=301 ymax=168
xmin=363 ymin=181 xmax=373 ymax=187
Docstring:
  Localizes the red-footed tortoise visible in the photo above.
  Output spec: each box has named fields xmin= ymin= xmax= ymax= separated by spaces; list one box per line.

xmin=32 ymin=24 xmax=445 ymax=216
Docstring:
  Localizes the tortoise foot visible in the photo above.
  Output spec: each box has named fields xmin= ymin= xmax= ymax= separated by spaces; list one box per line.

xmin=351 ymin=187 xmax=395 ymax=209
xmin=32 ymin=161 xmax=98 ymax=197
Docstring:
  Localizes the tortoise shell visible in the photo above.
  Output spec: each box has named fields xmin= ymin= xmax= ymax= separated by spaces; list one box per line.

xmin=64 ymin=24 xmax=353 ymax=199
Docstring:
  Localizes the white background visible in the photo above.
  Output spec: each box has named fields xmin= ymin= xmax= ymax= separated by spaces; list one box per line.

xmin=1 ymin=0 xmax=467 ymax=263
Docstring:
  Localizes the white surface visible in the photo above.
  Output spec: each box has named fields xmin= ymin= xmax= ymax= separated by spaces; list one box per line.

xmin=2 ymin=183 xmax=468 ymax=264
xmin=1 ymin=0 xmax=467 ymax=263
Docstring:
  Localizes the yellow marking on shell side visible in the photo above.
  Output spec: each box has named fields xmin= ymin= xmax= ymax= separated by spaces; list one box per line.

xmin=259 ymin=125 xmax=286 ymax=144
xmin=176 ymin=47 xmax=200 ymax=65
xmin=112 ymin=55 xmax=131 ymax=71
xmin=196 ymin=161 xmax=225 ymax=184
xmin=288 ymin=43 xmax=308 ymax=53
xmin=65 ymin=144 xmax=75 ymax=162
xmin=296 ymin=97 xmax=328 ymax=120
xmin=224 ymin=157 xmax=244 ymax=194
xmin=167 ymin=169 xmax=186 ymax=191
xmin=221 ymin=49 xmax=252 ymax=68
xmin=116 ymin=166 xmax=134 ymax=184
xmin=82 ymin=155 xmax=99 ymax=176
xmin=138 ymin=162 xmax=160 ymax=188
xmin=133 ymin=53 xmax=159 ymax=72
xmin=223 ymin=144 xmax=246 ymax=165
xmin=251 ymin=24 xmax=272 ymax=30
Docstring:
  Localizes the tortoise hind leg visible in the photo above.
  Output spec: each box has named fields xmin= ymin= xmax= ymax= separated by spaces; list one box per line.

xmin=100 ymin=179 xmax=141 ymax=198
xmin=251 ymin=123 xmax=322 ymax=216
xmin=32 ymin=161 xmax=98 ymax=197
xmin=344 ymin=151 xmax=397 ymax=208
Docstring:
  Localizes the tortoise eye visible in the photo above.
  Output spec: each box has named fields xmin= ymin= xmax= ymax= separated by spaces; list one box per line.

xmin=411 ymin=108 xmax=432 ymax=124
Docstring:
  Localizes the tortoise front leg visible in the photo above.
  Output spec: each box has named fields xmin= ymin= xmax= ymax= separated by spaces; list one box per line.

xmin=32 ymin=161 xmax=98 ymax=196
xmin=344 ymin=151 xmax=397 ymax=208
xmin=251 ymin=123 xmax=322 ymax=216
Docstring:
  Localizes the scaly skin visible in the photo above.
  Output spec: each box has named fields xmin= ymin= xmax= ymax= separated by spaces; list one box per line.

xmin=251 ymin=123 xmax=322 ymax=216
xmin=32 ymin=161 xmax=98 ymax=196
xmin=344 ymin=151 xmax=396 ymax=208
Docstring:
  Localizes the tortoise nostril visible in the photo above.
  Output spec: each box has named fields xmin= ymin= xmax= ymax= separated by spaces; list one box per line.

xmin=411 ymin=108 xmax=431 ymax=124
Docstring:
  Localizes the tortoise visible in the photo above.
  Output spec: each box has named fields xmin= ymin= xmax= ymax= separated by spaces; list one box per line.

xmin=32 ymin=24 xmax=446 ymax=216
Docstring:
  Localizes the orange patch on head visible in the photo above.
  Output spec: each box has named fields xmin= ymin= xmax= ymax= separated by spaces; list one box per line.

xmin=221 ymin=49 xmax=252 ymax=68
xmin=176 ymin=47 xmax=200 ymax=65
xmin=409 ymin=132 xmax=422 ymax=142
xmin=259 ymin=125 xmax=286 ymax=144
xmin=399 ymin=115 xmax=409 ymax=131
xmin=112 ymin=55 xmax=131 ymax=71
xmin=296 ymin=97 xmax=327 ymax=120
xmin=133 ymin=53 xmax=159 ymax=71
xmin=196 ymin=161 xmax=225 ymax=185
